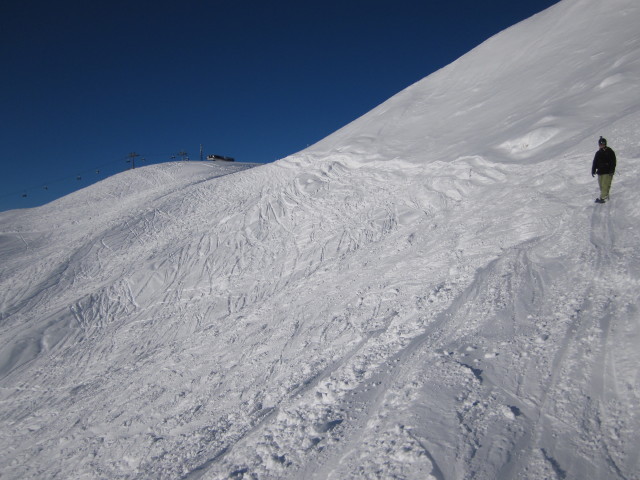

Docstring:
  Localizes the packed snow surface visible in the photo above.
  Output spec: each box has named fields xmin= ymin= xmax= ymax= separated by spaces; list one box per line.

xmin=2 ymin=0 xmax=640 ymax=478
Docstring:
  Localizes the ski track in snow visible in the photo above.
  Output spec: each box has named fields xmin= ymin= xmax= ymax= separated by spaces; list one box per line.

xmin=2 ymin=0 xmax=640 ymax=478
xmin=191 ymin=152 xmax=640 ymax=480
xmin=3 ymin=148 xmax=638 ymax=480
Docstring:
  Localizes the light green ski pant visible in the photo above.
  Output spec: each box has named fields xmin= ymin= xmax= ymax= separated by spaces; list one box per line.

xmin=598 ymin=174 xmax=613 ymax=200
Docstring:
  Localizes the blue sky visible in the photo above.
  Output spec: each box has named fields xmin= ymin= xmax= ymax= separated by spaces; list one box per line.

xmin=0 ymin=0 xmax=559 ymax=212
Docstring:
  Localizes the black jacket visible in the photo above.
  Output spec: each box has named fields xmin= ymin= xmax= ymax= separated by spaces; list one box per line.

xmin=592 ymin=146 xmax=616 ymax=175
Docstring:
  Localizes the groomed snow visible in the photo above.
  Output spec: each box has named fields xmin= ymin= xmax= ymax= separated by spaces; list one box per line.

xmin=1 ymin=0 xmax=640 ymax=478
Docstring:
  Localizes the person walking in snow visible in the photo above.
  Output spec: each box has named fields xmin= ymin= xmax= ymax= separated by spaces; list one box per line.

xmin=591 ymin=136 xmax=616 ymax=203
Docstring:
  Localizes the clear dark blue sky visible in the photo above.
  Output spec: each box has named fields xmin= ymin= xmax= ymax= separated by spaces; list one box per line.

xmin=0 ymin=0 xmax=559 ymax=211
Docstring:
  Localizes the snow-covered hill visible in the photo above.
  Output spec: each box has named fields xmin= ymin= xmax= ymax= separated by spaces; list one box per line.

xmin=2 ymin=0 xmax=640 ymax=478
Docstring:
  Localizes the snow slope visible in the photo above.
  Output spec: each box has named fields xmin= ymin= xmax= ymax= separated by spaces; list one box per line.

xmin=1 ymin=0 xmax=640 ymax=478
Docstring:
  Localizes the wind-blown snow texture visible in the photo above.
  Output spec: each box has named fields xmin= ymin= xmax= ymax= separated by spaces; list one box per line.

xmin=2 ymin=0 xmax=640 ymax=478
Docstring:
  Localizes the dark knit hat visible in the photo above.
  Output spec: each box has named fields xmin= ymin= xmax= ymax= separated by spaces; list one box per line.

xmin=599 ymin=136 xmax=607 ymax=146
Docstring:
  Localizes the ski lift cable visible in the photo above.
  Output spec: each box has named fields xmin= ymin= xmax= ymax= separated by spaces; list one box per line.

xmin=1 ymin=149 xmax=204 ymax=201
